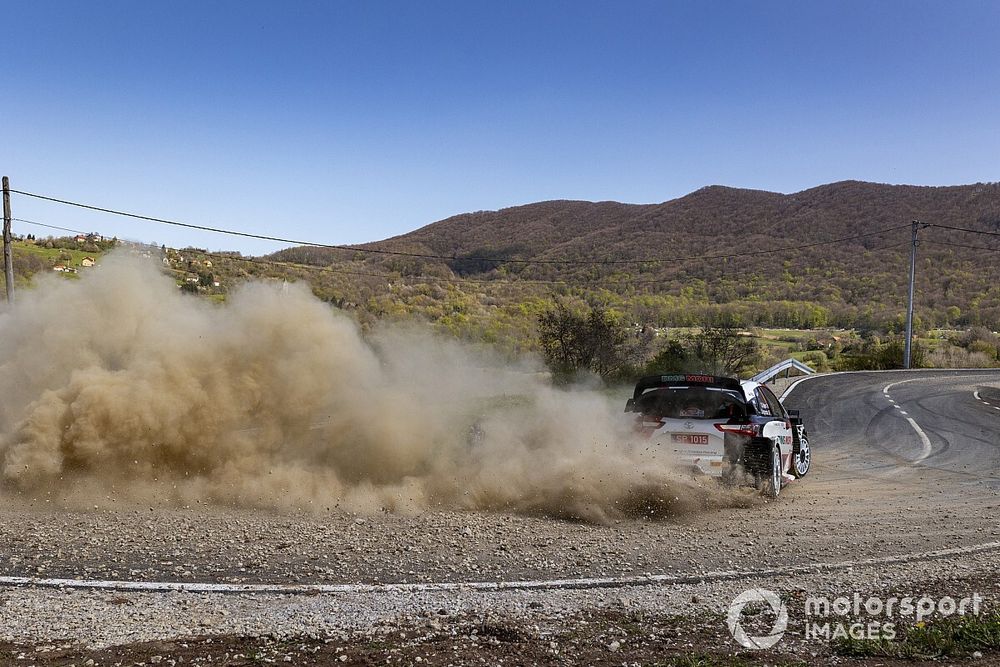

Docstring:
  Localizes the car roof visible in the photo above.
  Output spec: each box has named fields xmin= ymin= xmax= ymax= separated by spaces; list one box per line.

xmin=632 ymin=374 xmax=742 ymax=399
xmin=631 ymin=375 xmax=777 ymax=402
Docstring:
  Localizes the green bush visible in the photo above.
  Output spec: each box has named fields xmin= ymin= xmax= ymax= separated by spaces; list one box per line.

xmin=800 ymin=350 xmax=830 ymax=372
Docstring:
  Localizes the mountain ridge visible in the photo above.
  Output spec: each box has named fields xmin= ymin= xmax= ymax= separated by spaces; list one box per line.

xmin=264 ymin=179 xmax=1000 ymax=330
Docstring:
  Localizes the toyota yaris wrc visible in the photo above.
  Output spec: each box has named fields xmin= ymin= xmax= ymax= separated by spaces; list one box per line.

xmin=625 ymin=374 xmax=811 ymax=497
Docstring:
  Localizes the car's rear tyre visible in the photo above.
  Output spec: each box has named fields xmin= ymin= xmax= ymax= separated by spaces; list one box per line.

xmin=742 ymin=438 xmax=781 ymax=498
xmin=791 ymin=430 xmax=811 ymax=478
xmin=761 ymin=441 xmax=781 ymax=498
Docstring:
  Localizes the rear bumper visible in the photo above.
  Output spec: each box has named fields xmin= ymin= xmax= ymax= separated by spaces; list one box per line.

xmin=676 ymin=454 xmax=726 ymax=477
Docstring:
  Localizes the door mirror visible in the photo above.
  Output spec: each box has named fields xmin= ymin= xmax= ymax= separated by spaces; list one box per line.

xmin=624 ymin=398 xmax=635 ymax=413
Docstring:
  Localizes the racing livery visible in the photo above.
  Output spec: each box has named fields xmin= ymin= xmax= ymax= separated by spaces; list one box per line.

xmin=625 ymin=374 xmax=811 ymax=497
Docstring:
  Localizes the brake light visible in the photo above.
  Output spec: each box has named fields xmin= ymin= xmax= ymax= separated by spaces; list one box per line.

xmin=635 ymin=414 xmax=664 ymax=437
xmin=715 ymin=422 xmax=760 ymax=437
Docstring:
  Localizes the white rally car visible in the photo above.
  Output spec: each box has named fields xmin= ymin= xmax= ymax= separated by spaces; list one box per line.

xmin=625 ymin=373 xmax=811 ymax=497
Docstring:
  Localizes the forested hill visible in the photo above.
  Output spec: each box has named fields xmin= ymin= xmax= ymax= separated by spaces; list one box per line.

xmin=267 ymin=180 xmax=1000 ymax=331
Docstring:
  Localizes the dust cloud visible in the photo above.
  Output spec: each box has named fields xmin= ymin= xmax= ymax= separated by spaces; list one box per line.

xmin=0 ymin=255 xmax=750 ymax=522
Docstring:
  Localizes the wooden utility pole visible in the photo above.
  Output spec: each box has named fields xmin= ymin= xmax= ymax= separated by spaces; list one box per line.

xmin=903 ymin=220 xmax=919 ymax=369
xmin=2 ymin=177 xmax=12 ymax=303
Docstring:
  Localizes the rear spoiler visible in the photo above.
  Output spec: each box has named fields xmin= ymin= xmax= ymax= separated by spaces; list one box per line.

xmin=625 ymin=374 xmax=743 ymax=413
xmin=631 ymin=373 xmax=742 ymax=400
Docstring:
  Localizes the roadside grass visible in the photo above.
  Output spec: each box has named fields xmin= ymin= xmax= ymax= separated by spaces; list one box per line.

xmin=16 ymin=241 xmax=103 ymax=268
xmin=833 ymin=613 xmax=1000 ymax=659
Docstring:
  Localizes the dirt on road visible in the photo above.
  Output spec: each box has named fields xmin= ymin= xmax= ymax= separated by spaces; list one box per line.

xmin=1 ymin=370 xmax=999 ymax=665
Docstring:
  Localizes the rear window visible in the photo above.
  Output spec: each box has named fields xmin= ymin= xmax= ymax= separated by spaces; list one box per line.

xmin=635 ymin=387 xmax=748 ymax=420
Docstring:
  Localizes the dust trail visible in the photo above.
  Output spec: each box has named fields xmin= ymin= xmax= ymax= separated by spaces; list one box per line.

xmin=0 ymin=255 xmax=751 ymax=522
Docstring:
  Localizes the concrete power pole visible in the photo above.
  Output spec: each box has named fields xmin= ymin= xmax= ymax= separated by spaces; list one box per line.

xmin=904 ymin=220 xmax=919 ymax=369
xmin=2 ymin=177 xmax=12 ymax=303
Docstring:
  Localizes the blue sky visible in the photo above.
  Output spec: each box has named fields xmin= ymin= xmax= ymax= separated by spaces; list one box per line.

xmin=5 ymin=1 xmax=999 ymax=254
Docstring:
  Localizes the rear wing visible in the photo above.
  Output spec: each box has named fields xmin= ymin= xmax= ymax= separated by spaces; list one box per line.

xmin=626 ymin=373 xmax=743 ymax=412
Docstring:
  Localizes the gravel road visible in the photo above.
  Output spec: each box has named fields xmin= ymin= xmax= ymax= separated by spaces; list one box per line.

xmin=1 ymin=369 xmax=998 ymax=664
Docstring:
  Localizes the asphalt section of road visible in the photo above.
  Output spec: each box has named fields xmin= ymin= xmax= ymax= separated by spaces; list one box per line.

xmin=785 ymin=369 xmax=1000 ymax=487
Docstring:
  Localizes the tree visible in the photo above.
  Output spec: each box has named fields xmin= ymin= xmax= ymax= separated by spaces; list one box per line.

xmin=537 ymin=303 xmax=628 ymax=382
xmin=688 ymin=324 xmax=760 ymax=376
xmin=644 ymin=339 xmax=688 ymax=374
xmin=946 ymin=306 xmax=962 ymax=326
xmin=839 ymin=337 xmax=926 ymax=370
xmin=537 ymin=303 xmax=582 ymax=377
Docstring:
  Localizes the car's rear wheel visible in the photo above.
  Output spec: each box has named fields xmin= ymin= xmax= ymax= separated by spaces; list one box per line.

xmin=792 ymin=430 xmax=811 ymax=478
xmin=743 ymin=438 xmax=781 ymax=498
xmin=761 ymin=440 xmax=781 ymax=498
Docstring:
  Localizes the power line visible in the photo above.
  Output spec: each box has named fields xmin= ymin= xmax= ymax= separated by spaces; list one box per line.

xmin=8 ymin=211 xmax=913 ymax=289
xmin=12 ymin=217 xmax=89 ymax=235
xmin=8 ymin=187 xmax=911 ymax=267
xmin=171 ymin=237 xmax=915 ymax=287
xmin=623 ymin=240 xmax=910 ymax=286
xmin=189 ymin=248 xmax=573 ymax=286
xmin=11 ymin=214 xmax=573 ymax=286
xmin=128 ymin=239 xmax=916 ymax=291
xmin=927 ymin=222 xmax=1000 ymax=238
xmin=6 ymin=209 xmax=920 ymax=293
xmin=927 ymin=239 xmax=1000 ymax=253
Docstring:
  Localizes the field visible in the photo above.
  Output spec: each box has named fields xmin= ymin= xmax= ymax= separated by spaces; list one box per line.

xmin=15 ymin=241 xmax=103 ymax=270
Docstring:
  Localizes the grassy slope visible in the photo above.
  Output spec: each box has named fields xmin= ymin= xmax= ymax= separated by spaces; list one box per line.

xmin=16 ymin=242 xmax=102 ymax=269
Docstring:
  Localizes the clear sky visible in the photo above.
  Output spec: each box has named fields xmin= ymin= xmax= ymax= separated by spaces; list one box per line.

xmin=5 ymin=1 xmax=999 ymax=254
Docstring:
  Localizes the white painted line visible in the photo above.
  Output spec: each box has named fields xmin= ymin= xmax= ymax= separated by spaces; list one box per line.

xmin=884 ymin=379 xmax=933 ymax=462
xmin=783 ymin=371 xmax=992 ymax=462
xmin=780 ymin=374 xmax=822 ymax=400
xmin=781 ymin=368 xmax=1000 ymax=402
xmin=976 ymin=389 xmax=1000 ymax=409
xmin=904 ymin=416 xmax=933 ymax=461
xmin=2 ymin=541 xmax=999 ymax=595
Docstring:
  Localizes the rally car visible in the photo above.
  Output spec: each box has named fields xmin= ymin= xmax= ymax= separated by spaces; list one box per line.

xmin=624 ymin=373 xmax=811 ymax=497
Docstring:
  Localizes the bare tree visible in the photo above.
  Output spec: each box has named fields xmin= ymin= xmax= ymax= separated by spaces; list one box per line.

xmin=537 ymin=304 xmax=629 ymax=381
xmin=688 ymin=324 xmax=759 ymax=376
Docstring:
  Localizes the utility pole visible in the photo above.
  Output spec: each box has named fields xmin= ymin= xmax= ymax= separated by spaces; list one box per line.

xmin=904 ymin=220 xmax=919 ymax=369
xmin=2 ymin=177 xmax=12 ymax=303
